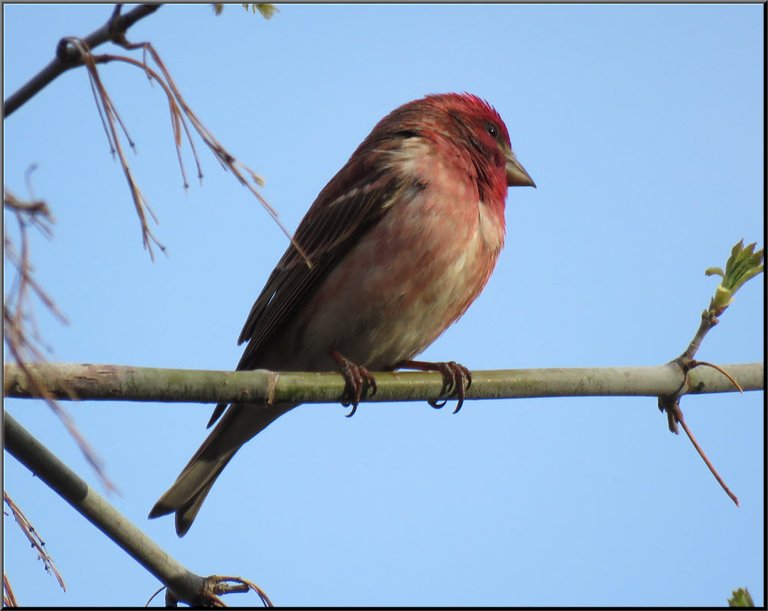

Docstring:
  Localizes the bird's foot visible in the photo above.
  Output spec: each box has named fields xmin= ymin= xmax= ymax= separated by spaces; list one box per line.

xmin=398 ymin=359 xmax=472 ymax=414
xmin=331 ymin=350 xmax=377 ymax=417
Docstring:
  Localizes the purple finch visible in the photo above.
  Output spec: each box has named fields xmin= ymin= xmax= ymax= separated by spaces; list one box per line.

xmin=150 ymin=92 xmax=535 ymax=536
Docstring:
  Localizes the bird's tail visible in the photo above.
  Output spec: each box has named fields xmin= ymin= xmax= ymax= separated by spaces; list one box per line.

xmin=149 ymin=402 xmax=294 ymax=537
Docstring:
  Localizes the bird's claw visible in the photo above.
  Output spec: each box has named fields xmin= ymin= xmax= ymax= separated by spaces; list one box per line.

xmin=401 ymin=360 xmax=472 ymax=414
xmin=432 ymin=361 xmax=471 ymax=414
xmin=331 ymin=351 xmax=377 ymax=417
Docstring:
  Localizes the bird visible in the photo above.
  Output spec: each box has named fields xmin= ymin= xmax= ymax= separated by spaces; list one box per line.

xmin=149 ymin=92 xmax=535 ymax=536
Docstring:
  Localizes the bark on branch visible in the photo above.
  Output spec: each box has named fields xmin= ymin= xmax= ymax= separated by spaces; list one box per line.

xmin=4 ymin=412 xmax=205 ymax=604
xmin=3 ymin=362 xmax=763 ymax=406
xmin=4 ymin=413 xmax=272 ymax=607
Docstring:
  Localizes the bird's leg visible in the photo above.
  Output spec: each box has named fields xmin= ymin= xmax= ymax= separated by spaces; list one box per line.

xmin=331 ymin=350 xmax=377 ymax=417
xmin=397 ymin=360 xmax=472 ymax=414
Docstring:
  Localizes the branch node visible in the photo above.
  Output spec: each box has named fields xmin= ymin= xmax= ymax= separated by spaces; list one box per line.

xmin=55 ymin=38 xmax=83 ymax=66
xmin=265 ymin=372 xmax=279 ymax=408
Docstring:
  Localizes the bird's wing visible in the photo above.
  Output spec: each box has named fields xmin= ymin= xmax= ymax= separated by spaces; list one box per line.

xmin=236 ymin=171 xmax=424 ymax=369
xmin=205 ymin=136 xmax=427 ymax=429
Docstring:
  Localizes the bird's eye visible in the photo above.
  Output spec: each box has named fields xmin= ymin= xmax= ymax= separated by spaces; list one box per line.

xmin=485 ymin=122 xmax=499 ymax=139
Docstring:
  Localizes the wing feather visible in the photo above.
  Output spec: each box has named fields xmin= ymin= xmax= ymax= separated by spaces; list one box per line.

xmin=208 ymin=134 xmax=426 ymax=428
xmin=236 ymin=172 xmax=423 ymax=370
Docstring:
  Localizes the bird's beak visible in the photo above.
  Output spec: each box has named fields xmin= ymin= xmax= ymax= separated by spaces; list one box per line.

xmin=505 ymin=150 xmax=536 ymax=188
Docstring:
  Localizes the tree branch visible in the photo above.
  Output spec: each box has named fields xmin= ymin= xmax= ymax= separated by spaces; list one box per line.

xmin=4 ymin=190 xmax=116 ymax=491
xmin=654 ymin=240 xmax=763 ymax=505
xmin=4 ymin=412 xmax=271 ymax=607
xmin=3 ymin=3 xmax=161 ymax=117
xmin=3 ymin=362 xmax=763 ymax=405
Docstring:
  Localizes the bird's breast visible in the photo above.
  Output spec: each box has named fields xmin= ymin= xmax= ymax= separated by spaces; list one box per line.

xmin=270 ymin=179 xmax=506 ymax=372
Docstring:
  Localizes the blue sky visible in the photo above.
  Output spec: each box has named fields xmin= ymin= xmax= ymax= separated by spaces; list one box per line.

xmin=3 ymin=3 xmax=764 ymax=607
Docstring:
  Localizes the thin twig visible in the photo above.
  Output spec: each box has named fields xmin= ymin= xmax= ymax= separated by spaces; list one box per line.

xmin=206 ymin=575 xmax=274 ymax=607
xmin=144 ymin=584 xmax=166 ymax=607
xmin=109 ymin=39 xmax=311 ymax=264
xmin=657 ymin=243 xmax=763 ymax=506
xmin=8 ymin=4 xmax=310 ymax=265
xmin=692 ymin=360 xmax=744 ymax=393
xmin=4 ymin=191 xmax=117 ymax=493
xmin=3 ymin=4 xmax=161 ymax=117
xmin=3 ymin=492 xmax=67 ymax=591
xmin=677 ymin=417 xmax=740 ymax=506
xmin=3 ymin=573 xmax=18 ymax=608
xmin=679 ymin=309 xmax=717 ymax=362
xmin=65 ymin=37 xmax=166 ymax=260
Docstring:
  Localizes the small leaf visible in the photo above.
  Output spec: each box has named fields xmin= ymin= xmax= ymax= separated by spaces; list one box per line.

xmin=242 ymin=3 xmax=278 ymax=18
xmin=256 ymin=4 xmax=278 ymax=19
xmin=725 ymin=239 xmax=745 ymax=276
xmin=728 ymin=587 xmax=754 ymax=607
xmin=216 ymin=3 xmax=278 ymax=19
xmin=705 ymin=266 xmax=724 ymax=278
xmin=721 ymin=240 xmax=764 ymax=293
xmin=706 ymin=240 xmax=764 ymax=315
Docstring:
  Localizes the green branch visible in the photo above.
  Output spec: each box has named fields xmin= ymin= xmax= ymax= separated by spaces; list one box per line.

xmin=4 ymin=413 xmax=272 ymax=607
xmin=4 ymin=412 xmax=204 ymax=602
xmin=3 ymin=362 xmax=763 ymax=406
